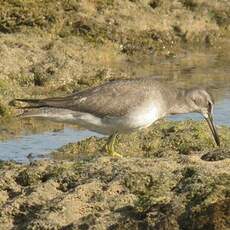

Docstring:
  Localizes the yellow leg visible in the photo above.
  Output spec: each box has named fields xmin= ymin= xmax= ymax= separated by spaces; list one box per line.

xmin=105 ymin=132 xmax=123 ymax=158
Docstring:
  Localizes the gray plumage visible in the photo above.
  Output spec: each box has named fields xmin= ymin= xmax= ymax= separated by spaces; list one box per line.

xmin=17 ymin=78 xmax=184 ymax=116
xmin=15 ymin=77 xmax=220 ymax=149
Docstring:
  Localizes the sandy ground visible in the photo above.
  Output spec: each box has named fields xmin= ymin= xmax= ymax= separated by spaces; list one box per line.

xmin=0 ymin=120 xmax=230 ymax=229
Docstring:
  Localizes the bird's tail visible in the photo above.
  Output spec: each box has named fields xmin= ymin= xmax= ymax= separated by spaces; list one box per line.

xmin=14 ymin=98 xmax=46 ymax=109
xmin=14 ymin=96 xmax=73 ymax=109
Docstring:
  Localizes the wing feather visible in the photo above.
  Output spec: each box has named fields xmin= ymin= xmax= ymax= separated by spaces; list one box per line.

xmin=17 ymin=78 xmax=169 ymax=118
xmin=70 ymin=79 xmax=161 ymax=117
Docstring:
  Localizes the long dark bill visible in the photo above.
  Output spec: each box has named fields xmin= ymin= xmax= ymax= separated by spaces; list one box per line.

xmin=205 ymin=113 xmax=220 ymax=146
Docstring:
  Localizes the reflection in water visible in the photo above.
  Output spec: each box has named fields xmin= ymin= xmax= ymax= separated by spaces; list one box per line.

xmin=1 ymin=46 xmax=230 ymax=162
xmin=0 ymin=128 xmax=97 ymax=163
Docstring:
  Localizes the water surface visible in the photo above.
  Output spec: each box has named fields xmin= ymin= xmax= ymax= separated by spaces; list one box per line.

xmin=0 ymin=128 xmax=96 ymax=163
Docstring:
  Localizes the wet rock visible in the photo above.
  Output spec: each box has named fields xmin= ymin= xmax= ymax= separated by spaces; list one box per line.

xmin=51 ymin=120 xmax=230 ymax=161
xmin=201 ymin=148 xmax=230 ymax=161
xmin=15 ymin=166 xmax=43 ymax=186
xmin=0 ymin=145 xmax=229 ymax=229
xmin=179 ymin=199 xmax=230 ymax=230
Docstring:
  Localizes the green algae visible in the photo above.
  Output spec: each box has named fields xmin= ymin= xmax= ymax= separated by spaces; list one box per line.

xmin=52 ymin=136 xmax=105 ymax=161
xmin=201 ymin=149 xmax=230 ymax=161
xmin=15 ymin=167 xmax=42 ymax=186
xmin=51 ymin=120 xmax=230 ymax=161
xmin=0 ymin=103 xmax=10 ymax=117
xmin=1 ymin=139 xmax=229 ymax=229
xmin=9 ymin=120 xmax=220 ymax=228
xmin=0 ymin=0 xmax=62 ymax=33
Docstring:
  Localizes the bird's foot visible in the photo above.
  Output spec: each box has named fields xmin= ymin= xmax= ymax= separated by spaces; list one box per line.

xmin=105 ymin=144 xmax=123 ymax=158
xmin=109 ymin=150 xmax=123 ymax=158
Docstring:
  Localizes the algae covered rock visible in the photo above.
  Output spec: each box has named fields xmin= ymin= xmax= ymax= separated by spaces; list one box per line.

xmin=0 ymin=120 xmax=229 ymax=229
xmin=52 ymin=120 xmax=230 ymax=160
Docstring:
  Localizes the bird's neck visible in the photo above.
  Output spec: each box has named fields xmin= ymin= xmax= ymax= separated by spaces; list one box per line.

xmin=168 ymin=89 xmax=193 ymax=115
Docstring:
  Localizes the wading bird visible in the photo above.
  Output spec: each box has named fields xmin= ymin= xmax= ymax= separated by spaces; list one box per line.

xmin=14 ymin=78 xmax=220 ymax=157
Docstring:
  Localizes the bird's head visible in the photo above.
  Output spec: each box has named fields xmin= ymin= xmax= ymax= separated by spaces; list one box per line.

xmin=186 ymin=88 xmax=220 ymax=146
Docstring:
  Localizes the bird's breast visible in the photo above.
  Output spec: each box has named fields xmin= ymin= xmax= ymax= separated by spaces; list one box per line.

xmin=126 ymin=101 xmax=163 ymax=129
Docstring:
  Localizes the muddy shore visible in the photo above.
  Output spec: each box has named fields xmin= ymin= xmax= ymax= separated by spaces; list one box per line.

xmin=1 ymin=120 xmax=230 ymax=229
xmin=0 ymin=0 xmax=230 ymax=229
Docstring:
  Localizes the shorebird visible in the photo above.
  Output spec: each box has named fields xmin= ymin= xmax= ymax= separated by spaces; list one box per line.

xmin=14 ymin=77 xmax=220 ymax=157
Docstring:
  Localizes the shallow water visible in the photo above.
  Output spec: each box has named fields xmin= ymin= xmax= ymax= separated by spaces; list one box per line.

xmin=1 ymin=46 xmax=230 ymax=162
xmin=0 ymin=128 xmax=97 ymax=163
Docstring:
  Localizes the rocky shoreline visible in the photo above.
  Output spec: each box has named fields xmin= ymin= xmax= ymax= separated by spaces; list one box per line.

xmin=0 ymin=120 xmax=230 ymax=229
xmin=0 ymin=1 xmax=230 ymax=229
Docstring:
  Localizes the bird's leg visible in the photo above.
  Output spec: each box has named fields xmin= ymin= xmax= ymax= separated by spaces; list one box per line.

xmin=105 ymin=132 xmax=123 ymax=158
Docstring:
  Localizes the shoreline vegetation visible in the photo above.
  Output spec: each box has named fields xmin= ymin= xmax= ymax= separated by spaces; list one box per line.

xmin=1 ymin=120 xmax=230 ymax=229
xmin=0 ymin=0 xmax=229 ymax=118
xmin=0 ymin=0 xmax=230 ymax=229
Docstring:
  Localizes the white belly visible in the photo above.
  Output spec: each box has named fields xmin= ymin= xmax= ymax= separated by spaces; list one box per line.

xmin=125 ymin=101 xmax=160 ymax=129
xmin=25 ymin=102 xmax=164 ymax=135
xmin=71 ymin=102 xmax=163 ymax=135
